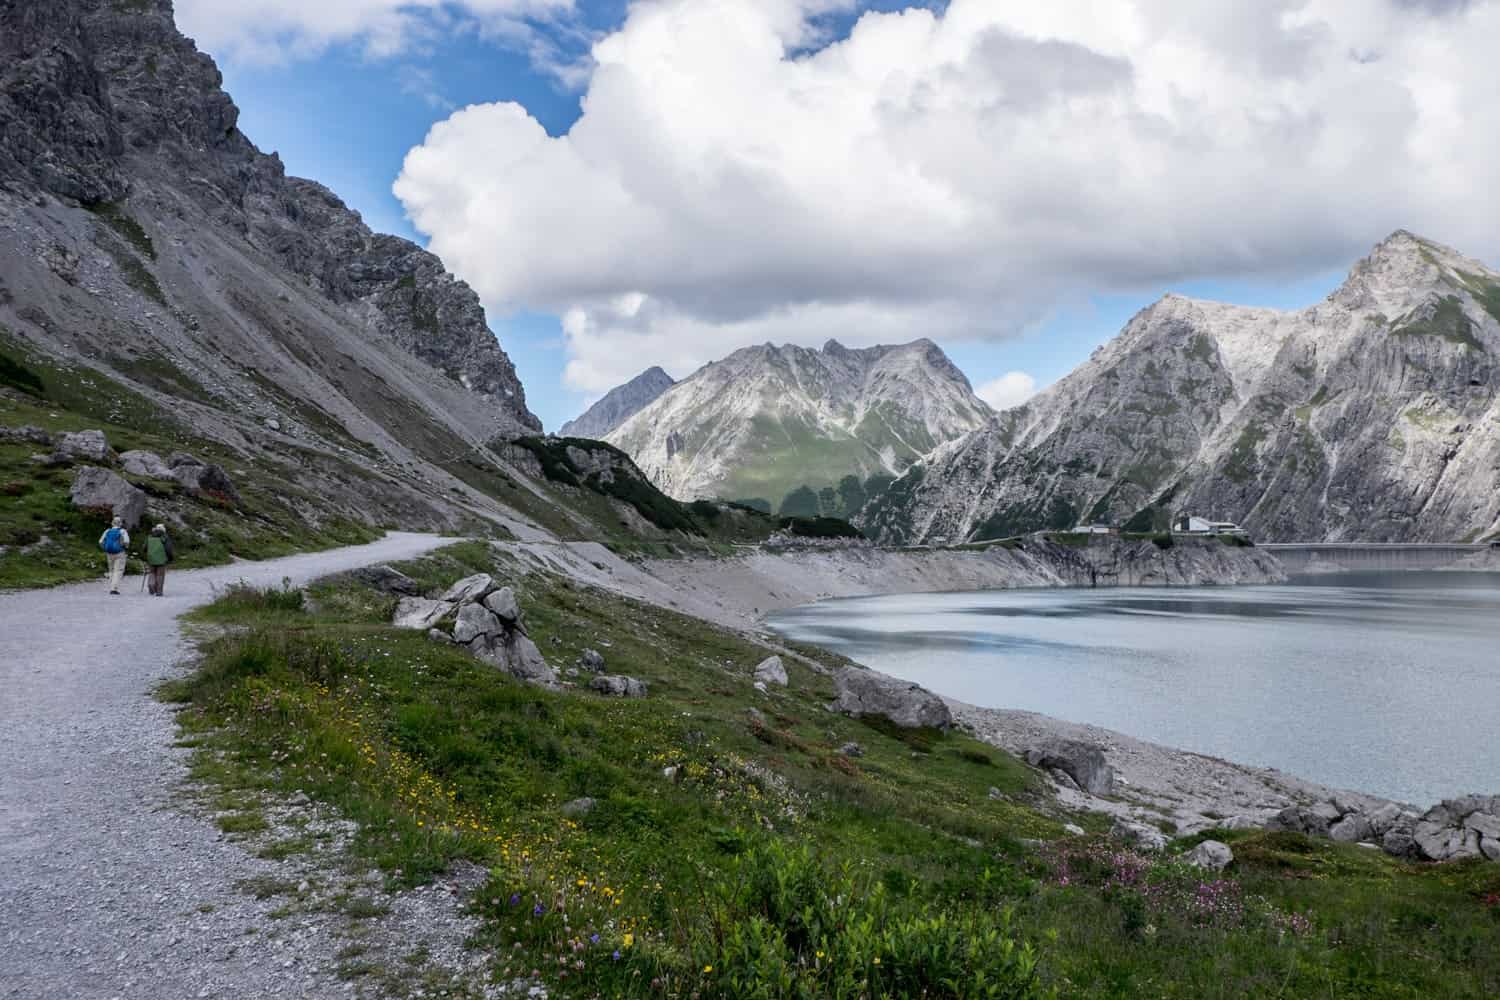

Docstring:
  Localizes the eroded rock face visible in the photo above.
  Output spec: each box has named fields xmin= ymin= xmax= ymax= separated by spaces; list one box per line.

xmin=832 ymin=667 xmax=951 ymax=730
xmin=482 ymin=586 xmax=519 ymax=624
xmin=753 ymin=655 xmax=788 ymax=687
xmin=453 ymin=604 xmax=501 ymax=645
xmin=1024 ymin=740 xmax=1115 ymax=796
xmin=69 ymin=465 xmax=145 ymax=528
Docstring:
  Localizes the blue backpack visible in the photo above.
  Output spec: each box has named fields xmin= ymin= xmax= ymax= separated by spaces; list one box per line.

xmin=101 ymin=528 xmax=125 ymax=554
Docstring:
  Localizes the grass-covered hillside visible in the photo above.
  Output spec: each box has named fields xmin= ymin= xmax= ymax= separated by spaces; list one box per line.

xmin=0 ymin=337 xmax=387 ymax=590
xmin=164 ymin=543 xmax=1500 ymax=998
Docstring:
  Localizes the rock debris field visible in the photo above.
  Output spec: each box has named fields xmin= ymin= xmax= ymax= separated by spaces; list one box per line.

xmin=0 ymin=532 xmax=523 ymax=1000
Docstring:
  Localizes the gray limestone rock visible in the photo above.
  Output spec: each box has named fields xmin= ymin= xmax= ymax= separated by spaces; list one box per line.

xmin=1329 ymin=814 xmax=1373 ymax=843
xmin=559 ymin=367 xmax=676 ymax=439
xmin=69 ymin=466 xmax=146 ymax=529
xmin=831 ymin=667 xmax=952 ymax=730
xmin=579 ymin=648 xmax=606 ymax=673
xmin=837 ymin=742 xmax=864 ymax=758
xmin=590 ymin=675 xmax=648 ymax=698
xmin=441 ymin=573 xmax=495 ymax=605
xmin=474 ymin=632 xmax=557 ymax=688
xmin=1266 ymin=805 xmax=1332 ymax=838
xmin=560 ymin=797 xmax=595 ymax=819
xmin=171 ymin=461 xmax=240 ymax=503
xmin=350 ymin=564 xmax=420 ymax=596
xmin=453 ymin=604 xmax=501 ymax=645
xmin=0 ymin=425 xmax=52 ymax=446
xmin=1024 ymin=740 xmax=1115 ymax=796
xmin=753 ymin=655 xmax=788 ymax=687
xmin=392 ymin=597 xmax=455 ymax=631
xmin=482 ymin=586 xmax=520 ymax=623
xmin=59 ymin=430 xmax=111 ymax=463
xmin=1110 ymin=818 xmax=1168 ymax=853
xmin=1217 ymin=815 xmax=1262 ymax=831
xmin=118 ymin=450 xmax=174 ymax=479
xmin=426 ymin=628 xmax=453 ymax=645
xmin=1184 ymin=840 xmax=1234 ymax=872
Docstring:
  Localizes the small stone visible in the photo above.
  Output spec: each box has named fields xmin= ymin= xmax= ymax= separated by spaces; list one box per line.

xmin=753 ymin=655 xmax=788 ymax=687
xmin=837 ymin=741 xmax=864 ymax=758
xmin=427 ymin=628 xmax=454 ymax=645
xmin=1183 ymin=840 xmax=1234 ymax=871
xmin=560 ymin=797 xmax=595 ymax=818
xmin=1063 ymin=823 xmax=1086 ymax=836
xmin=1110 ymin=818 xmax=1168 ymax=852
xmin=589 ymin=675 xmax=647 ymax=698
xmin=579 ymin=648 xmax=606 ymax=673
xmin=746 ymin=708 xmax=767 ymax=727
xmin=752 ymin=681 xmax=768 ymax=694
xmin=663 ymin=765 xmax=681 ymax=782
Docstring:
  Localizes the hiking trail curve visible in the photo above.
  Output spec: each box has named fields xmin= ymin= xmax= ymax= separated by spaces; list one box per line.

xmin=0 ymin=532 xmax=452 ymax=1000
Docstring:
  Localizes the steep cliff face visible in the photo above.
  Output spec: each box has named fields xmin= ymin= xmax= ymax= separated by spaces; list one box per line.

xmin=559 ymin=366 xmax=675 ymax=438
xmin=864 ymin=232 xmax=1500 ymax=544
xmin=0 ymin=0 xmax=539 ymax=467
xmin=605 ymin=339 xmax=991 ymax=512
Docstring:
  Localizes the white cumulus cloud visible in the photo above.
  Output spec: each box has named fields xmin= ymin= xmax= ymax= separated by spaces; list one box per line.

xmin=975 ymin=372 xmax=1040 ymax=413
xmin=393 ymin=0 xmax=1500 ymax=393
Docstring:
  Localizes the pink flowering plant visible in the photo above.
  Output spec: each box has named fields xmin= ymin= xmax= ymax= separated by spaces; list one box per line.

xmin=1040 ymin=840 xmax=1313 ymax=939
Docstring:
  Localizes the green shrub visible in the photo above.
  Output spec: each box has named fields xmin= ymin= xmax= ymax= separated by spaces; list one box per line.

xmin=706 ymin=842 xmax=1046 ymax=999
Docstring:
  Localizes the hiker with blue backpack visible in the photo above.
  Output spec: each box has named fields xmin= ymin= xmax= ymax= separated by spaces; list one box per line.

xmin=98 ymin=518 xmax=130 ymax=595
xmin=145 ymin=524 xmax=174 ymax=597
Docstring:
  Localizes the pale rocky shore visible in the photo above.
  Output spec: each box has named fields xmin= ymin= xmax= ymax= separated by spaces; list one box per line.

xmin=497 ymin=535 xmax=1498 ymax=865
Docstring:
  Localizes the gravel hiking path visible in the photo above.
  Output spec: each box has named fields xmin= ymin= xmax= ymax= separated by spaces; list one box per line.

xmin=0 ymin=532 xmax=452 ymax=1000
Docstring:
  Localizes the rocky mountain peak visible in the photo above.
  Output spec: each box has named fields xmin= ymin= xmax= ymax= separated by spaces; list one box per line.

xmin=0 ymin=0 xmax=539 ymax=432
xmin=558 ymin=366 xmax=676 ymax=439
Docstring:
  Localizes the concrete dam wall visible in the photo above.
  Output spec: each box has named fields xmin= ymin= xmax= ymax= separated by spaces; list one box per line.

xmin=1262 ymin=543 xmax=1494 ymax=574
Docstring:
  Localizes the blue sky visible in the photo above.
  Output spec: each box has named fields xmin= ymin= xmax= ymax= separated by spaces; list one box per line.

xmin=203 ymin=0 xmax=1441 ymax=431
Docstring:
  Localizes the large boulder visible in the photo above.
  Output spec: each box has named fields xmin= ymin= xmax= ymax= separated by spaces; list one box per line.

xmin=1266 ymin=805 xmax=1333 ymax=838
xmin=441 ymin=573 xmax=495 ymax=605
xmin=1023 ymin=740 xmax=1115 ymax=796
xmin=58 ymin=429 xmax=111 ymax=463
xmin=832 ymin=667 xmax=952 ymax=730
xmin=1183 ymin=840 xmax=1234 ymax=872
xmin=393 ymin=597 xmax=455 ymax=630
xmin=475 ymin=632 xmax=557 ymax=687
xmin=454 ymin=604 xmax=502 ymax=645
xmin=119 ymin=449 xmax=174 ymax=479
xmin=590 ymin=674 xmax=649 ymax=698
xmin=753 ymin=655 xmax=788 ymax=687
xmin=69 ymin=466 xmax=146 ymax=529
xmin=172 ymin=461 xmax=241 ymax=503
xmin=1328 ymin=814 xmax=1373 ymax=843
xmin=482 ymin=586 xmax=519 ymax=623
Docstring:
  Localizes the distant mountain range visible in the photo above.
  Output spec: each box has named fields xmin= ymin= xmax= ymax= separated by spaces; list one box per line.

xmin=559 ymin=366 xmax=675 ymax=438
xmin=600 ymin=339 xmax=992 ymax=516
xmin=862 ymin=231 xmax=1500 ymax=544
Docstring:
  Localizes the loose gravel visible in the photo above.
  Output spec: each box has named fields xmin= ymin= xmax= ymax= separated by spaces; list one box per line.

xmin=0 ymin=532 xmax=519 ymax=1000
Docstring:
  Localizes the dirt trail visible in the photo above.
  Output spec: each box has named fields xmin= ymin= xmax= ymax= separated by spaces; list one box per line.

xmin=0 ymin=532 xmax=449 ymax=1000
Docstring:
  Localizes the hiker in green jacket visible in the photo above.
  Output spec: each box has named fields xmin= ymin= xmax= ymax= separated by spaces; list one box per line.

xmin=145 ymin=523 xmax=174 ymax=597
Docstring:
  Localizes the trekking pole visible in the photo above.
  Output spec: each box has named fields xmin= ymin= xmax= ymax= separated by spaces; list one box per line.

xmin=140 ymin=552 xmax=148 ymax=593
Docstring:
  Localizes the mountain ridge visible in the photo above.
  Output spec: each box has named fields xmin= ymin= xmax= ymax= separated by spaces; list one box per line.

xmin=862 ymin=231 xmax=1500 ymax=544
xmin=603 ymin=337 xmax=992 ymax=513
xmin=559 ymin=366 xmax=675 ymax=438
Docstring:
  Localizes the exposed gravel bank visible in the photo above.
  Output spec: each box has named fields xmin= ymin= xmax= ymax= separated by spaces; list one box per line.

xmin=0 ymin=532 xmax=514 ymax=1000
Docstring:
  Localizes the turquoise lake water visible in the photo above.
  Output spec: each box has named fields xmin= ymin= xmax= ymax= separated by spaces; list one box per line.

xmin=766 ymin=572 xmax=1500 ymax=805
